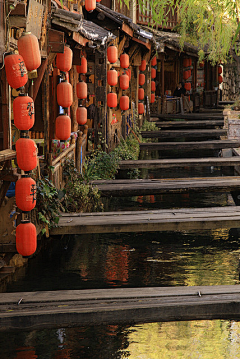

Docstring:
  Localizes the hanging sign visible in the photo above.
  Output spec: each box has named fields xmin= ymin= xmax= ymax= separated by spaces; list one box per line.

xmin=26 ymin=0 xmax=44 ymax=39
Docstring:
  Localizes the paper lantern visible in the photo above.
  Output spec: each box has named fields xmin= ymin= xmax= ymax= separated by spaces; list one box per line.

xmin=139 ymin=60 xmax=146 ymax=72
xmin=138 ymin=88 xmax=144 ymax=100
xmin=184 ymin=82 xmax=191 ymax=91
xmin=183 ymin=58 xmax=190 ymax=67
xmin=107 ymin=92 xmax=117 ymax=108
xmin=151 ymin=81 xmax=156 ymax=92
xmin=119 ymin=73 xmax=129 ymax=90
xmin=76 ymin=57 xmax=87 ymax=74
xmin=120 ymin=95 xmax=129 ymax=111
xmin=218 ymin=75 xmax=222 ymax=84
xmin=183 ymin=70 xmax=191 ymax=80
xmin=150 ymin=93 xmax=155 ymax=103
xmin=16 ymin=221 xmax=37 ymax=257
xmin=151 ymin=56 xmax=157 ymax=66
xmin=56 ymin=46 xmax=72 ymax=72
xmin=16 ymin=176 xmax=36 ymax=212
xmin=138 ymin=102 xmax=144 ymax=114
xmin=139 ymin=73 xmax=145 ymax=86
xmin=13 ymin=94 xmax=35 ymax=130
xmin=107 ymin=45 xmax=118 ymax=64
xmin=57 ymin=81 xmax=73 ymax=108
xmin=107 ymin=69 xmax=118 ymax=86
xmin=4 ymin=54 xmax=28 ymax=89
xmin=218 ymin=66 xmax=222 ymax=74
xmin=77 ymin=81 xmax=87 ymax=99
xmin=120 ymin=53 xmax=129 ymax=69
xmin=189 ymin=59 xmax=192 ymax=66
xmin=18 ymin=32 xmax=41 ymax=71
xmin=76 ymin=106 xmax=87 ymax=125
xmin=151 ymin=68 xmax=156 ymax=79
xmin=199 ymin=61 xmax=204 ymax=68
xmin=55 ymin=114 xmax=71 ymax=140
xmin=16 ymin=138 xmax=38 ymax=172
xmin=85 ymin=0 xmax=96 ymax=11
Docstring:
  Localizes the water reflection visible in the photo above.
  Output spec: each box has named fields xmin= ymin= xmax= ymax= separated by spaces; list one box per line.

xmin=2 ymin=320 xmax=240 ymax=358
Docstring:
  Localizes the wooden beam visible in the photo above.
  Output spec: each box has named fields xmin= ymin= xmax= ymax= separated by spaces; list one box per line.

xmin=122 ymin=23 xmax=133 ymax=37
xmin=155 ymin=120 xmax=224 ymax=129
xmin=2 ymin=285 xmax=240 ymax=330
xmin=140 ymin=129 xmax=227 ymax=139
xmin=0 ymin=149 xmax=16 ymax=162
xmin=72 ymin=32 xmax=89 ymax=46
xmin=0 ymin=70 xmax=10 ymax=149
xmin=140 ymin=140 xmax=240 ymax=151
xmin=33 ymin=58 xmax=48 ymax=102
xmin=132 ymin=37 xmax=151 ymax=50
xmin=152 ymin=113 xmax=224 ymax=120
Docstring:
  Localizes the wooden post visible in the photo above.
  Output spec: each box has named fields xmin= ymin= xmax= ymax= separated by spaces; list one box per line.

xmin=48 ymin=153 xmax=53 ymax=182
xmin=76 ymin=131 xmax=83 ymax=173
xmin=43 ymin=66 xmax=50 ymax=160
xmin=1 ymin=71 xmax=10 ymax=150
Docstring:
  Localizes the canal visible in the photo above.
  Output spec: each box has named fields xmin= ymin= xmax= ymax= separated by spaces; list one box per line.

xmin=2 ymin=149 xmax=240 ymax=358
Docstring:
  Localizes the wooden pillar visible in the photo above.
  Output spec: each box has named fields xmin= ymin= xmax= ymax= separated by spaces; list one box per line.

xmin=1 ymin=71 xmax=10 ymax=150
xmin=70 ymin=67 xmax=78 ymax=133
xmin=43 ymin=67 xmax=50 ymax=161
xmin=161 ymin=57 xmax=165 ymax=97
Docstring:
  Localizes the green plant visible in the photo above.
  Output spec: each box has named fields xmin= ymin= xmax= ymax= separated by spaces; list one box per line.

xmin=140 ymin=120 xmax=157 ymax=132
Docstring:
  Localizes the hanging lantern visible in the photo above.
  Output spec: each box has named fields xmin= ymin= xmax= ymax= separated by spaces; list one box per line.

xmin=151 ymin=68 xmax=156 ymax=79
xmin=85 ymin=0 xmax=96 ymax=11
xmin=107 ymin=68 xmax=118 ymax=86
xmin=184 ymin=83 xmax=191 ymax=91
xmin=76 ymin=81 xmax=87 ymax=99
xmin=120 ymin=95 xmax=129 ymax=111
xmin=107 ymin=92 xmax=117 ymax=108
xmin=183 ymin=70 xmax=191 ymax=80
xmin=4 ymin=54 xmax=28 ymax=89
xmin=151 ymin=56 xmax=157 ymax=67
xmin=151 ymin=81 xmax=156 ymax=92
xmin=56 ymin=45 xmax=73 ymax=72
xmin=218 ymin=75 xmax=223 ymax=84
xmin=183 ymin=58 xmax=189 ymax=67
xmin=107 ymin=45 xmax=118 ymax=64
xmin=57 ymin=81 xmax=73 ymax=108
xmin=16 ymin=176 xmax=36 ymax=212
xmin=139 ymin=73 xmax=145 ymax=86
xmin=218 ymin=66 xmax=222 ymax=74
xmin=138 ymin=102 xmax=144 ymax=114
xmin=76 ymin=106 xmax=87 ymax=125
xmin=13 ymin=94 xmax=35 ymax=130
xmin=189 ymin=59 xmax=192 ymax=66
xmin=199 ymin=61 xmax=205 ymax=68
xmin=139 ymin=60 xmax=146 ymax=72
xmin=119 ymin=73 xmax=129 ymax=90
xmin=96 ymin=0 xmax=101 ymax=2
xmin=16 ymin=138 xmax=37 ymax=172
xmin=126 ymin=69 xmax=131 ymax=80
xmin=16 ymin=221 xmax=37 ymax=257
xmin=150 ymin=93 xmax=155 ymax=103
xmin=138 ymin=88 xmax=144 ymax=100
xmin=120 ymin=53 xmax=129 ymax=69
xmin=55 ymin=114 xmax=71 ymax=141
xmin=76 ymin=57 xmax=87 ymax=74
xmin=18 ymin=32 xmax=41 ymax=71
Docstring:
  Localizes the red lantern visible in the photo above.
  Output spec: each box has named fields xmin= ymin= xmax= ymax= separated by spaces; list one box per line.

xmin=107 ymin=92 xmax=117 ymax=108
xmin=120 ymin=53 xmax=129 ymax=69
xmin=57 ymin=81 xmax=73 ymax=108
xmin=77 ymin=81 xmax=87 ymax=99
xmin=107 ymin=45 xmax=118 ymax=64
xmin=151 ymin=56 xmax=157 ymax=66
xmin=199 ymin=61 xmax=204 ymax=68
xmin=151 ymin=68 xmax=156 ymax=79
xmin=183 ymin=70 xmax=191 ymax=80
xmin=16 ymin=221 xmax=37 ymax=257
xmin=55 ymin=114 xmax=71 ymax=140
xmin=56 ymin=46 xmax=73 ymax=72
xmin=218 ymin=66 xmax=222 ymax=74
xmin=189 ymin=59 xmax=192 ymax=66
xmin=126 ymin=69 xmax=131 ymax=80
xmin=139 ymin=73 xmax=145 ymax=86
xmin=139 ymin=60 xmax=146 ymax=72
xmin=120 ymin=73 xmax=129 ymax=90
xmin=18 ymin=32 xmax=41 ymax=71
xmin=138 ymin=88 xmax=144 ymax=100
xmin=76 ymin=106 xmax=87 ymax=125
xmin=218 ymin=75 xmax=223 ymax=84
xmin=13 ymin=94 xmax=35 ymax=130
xmin=85 ymin=0 xmax=96 ymax=11
xmin=151 ymin=81 xmax=156 ymax=92
xmin=183 ymin=59 xmax=189 ymax=67
xmin=16 ymin=177 xmax=36 ymax=212
xmin=76 ymin=57 xmax=87 ymax=74
xmin=184 ymin=83 xmax=191 ymax=91
xmin=150 ymin=93 xmax=155 ymax=103
xmin=138 ymin=102 xmax=144 ymax=114
xmin=16 ymin=138 xmax=37 ymax=172
xmin=107 ymin=69 xmax=118 ymax=86
xmin=4 ymin=54 xmax=28 ymax=89
xmin=120 ymin=95 xmax=129 ymax=111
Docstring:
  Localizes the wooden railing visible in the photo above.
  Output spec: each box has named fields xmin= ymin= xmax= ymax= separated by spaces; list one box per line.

xmin=136 ymin=4 xmax=178 ymax=30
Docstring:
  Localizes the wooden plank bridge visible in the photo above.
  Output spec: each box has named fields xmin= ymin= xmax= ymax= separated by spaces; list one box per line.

xmin=151 ymin=113 xmax=224 ymax=120
xmin=141 ymin=129 xmax=227 ymax=139
xmin=155 ymin=120 xmax=224 ymax=129
xmin=140 ymin=140 xmax=240 ymax=151
xmin=50 ymin=206 xmax=240 ymax=235
xmin=91 ymin=176 xmax=240 ymax=197
xmin=1 ymin=285 xmax=240 ymax=330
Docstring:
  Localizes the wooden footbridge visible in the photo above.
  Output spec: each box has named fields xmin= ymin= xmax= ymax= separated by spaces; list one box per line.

xmin=1 ymin=285 xmax=240 ymax=330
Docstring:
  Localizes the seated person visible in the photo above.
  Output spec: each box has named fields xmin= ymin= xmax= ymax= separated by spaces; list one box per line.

xmin=173 ymin=82 xmax=186 ymax=97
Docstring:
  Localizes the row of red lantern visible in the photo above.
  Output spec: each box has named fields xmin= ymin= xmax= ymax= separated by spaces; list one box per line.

xmin=183 ymin=58 xmax=192 ymax=68
xmin=138 ymin=60 xmax=146 ymax=114
xmin=151 ymin=56 xmax=157 ymax=104
xmin=183 ymin=70 xmax=191 ymax=80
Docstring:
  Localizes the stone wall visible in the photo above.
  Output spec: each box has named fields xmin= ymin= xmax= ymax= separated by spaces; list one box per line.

xmin=222 ymin=62 xmax=240 ymax=101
